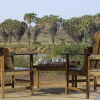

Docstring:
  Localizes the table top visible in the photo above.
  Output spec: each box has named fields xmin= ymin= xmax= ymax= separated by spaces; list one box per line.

xmin=33 ymin=61 xmax=80 ymax=67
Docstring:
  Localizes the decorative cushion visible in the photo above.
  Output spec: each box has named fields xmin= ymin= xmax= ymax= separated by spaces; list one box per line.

xmin=0 ymin=48 xmax=14 ymax=71
xmin=4 ymin=57 xmax=14 ymax=71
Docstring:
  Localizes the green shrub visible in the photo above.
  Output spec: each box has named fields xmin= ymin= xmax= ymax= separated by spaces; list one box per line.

xmin=14 ymin=56 xmax=29 ymax=68
xmin=47 ymin=43 xmax=86 ymax=59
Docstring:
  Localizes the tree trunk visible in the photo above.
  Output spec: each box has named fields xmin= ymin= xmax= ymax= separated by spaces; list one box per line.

xmin=28 ymin=37 xmax=30 ymax=46
xmin=16 ymin=40 xmax=18 ymax=47
xmin=28 ymin=24 xmax=31 ymax=46
xmin=19 ymin=40 xmax=21 ymax=46
xmin=51 ymin=32 xmax=55 ymax=47
xmin=9 ymin=36 xmax=12 ymax=47
xmin=4 ymin=41 xmax=6 ymax=47
xmin=33 ymin=36 xmax=37 ymax=44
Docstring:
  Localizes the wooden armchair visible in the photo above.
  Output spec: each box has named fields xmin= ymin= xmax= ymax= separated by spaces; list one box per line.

xmin=61 ymin=32 xmax=100 ymax=99
xmin=0 ymin=48 xmax=35 ymax=98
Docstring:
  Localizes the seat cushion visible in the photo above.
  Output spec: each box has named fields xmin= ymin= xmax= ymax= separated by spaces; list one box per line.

xmin=69 ymin=67 xmax=81 ymax=71
xmin=14 ymin=67 xmax=30 ymax=71
xmin=69 ymin=67 xmax=86 ymax=75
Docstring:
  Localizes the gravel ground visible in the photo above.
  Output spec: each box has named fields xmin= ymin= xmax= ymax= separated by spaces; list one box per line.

xmin=0 ymin=73 xmax=100 ymax=100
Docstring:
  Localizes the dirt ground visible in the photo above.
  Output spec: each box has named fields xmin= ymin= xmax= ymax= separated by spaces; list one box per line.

xmin=0 ymin=73 xmax=100 ymax=100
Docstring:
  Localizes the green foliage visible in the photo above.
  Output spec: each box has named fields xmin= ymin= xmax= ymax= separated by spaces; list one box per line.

xmin=63 ymin=14 xmax=100 ymax=42
xmin=0 ymin=19 xmax=27 ymax=46
xmin=36 ymin=15 xmax=64 ymax=45
xmin=0 ymin=13 xmax=100 ymax=46
xmin=24 ymin=13 xmax=37 ymax=24
xmin=37 ymin=15 xmax=61 ymax=24
xmin=14 ymin=56 xmax=29 ymax=68
xmin=47 ymin=43 xmax=88 ymax=60
xmin=24 ymin=12 xmax=37 ymax=46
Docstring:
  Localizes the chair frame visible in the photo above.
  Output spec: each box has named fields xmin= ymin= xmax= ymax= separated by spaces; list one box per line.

xmin=61 ymin=52 xmax=100 ymax=99
xmin=61 ymin=52 xmax=90 ymax=98
xmin=0 ymin=53 xmax=34 ymax=98
xmin=89 ymin=55 xmax=100 ymax=92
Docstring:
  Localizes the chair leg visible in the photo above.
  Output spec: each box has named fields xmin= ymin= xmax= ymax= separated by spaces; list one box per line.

xmin=11 ymin=75 xmax=14 ymax=88
xmin=94 ymin=76 xmax=97 ymax=92
xmin=65 ymin=55 xmax=69 ymax=95
xmin=1 ymin=75 xmax=5 ymax=98
xmin=1 ymin=56 xmax=5 ymax=98
xmin=36 ymin=70 xmax=39 ymax=88
xmin=75 ymin=75 xmax=77 ymax=88
xmin=65 ymin=71 xmax=69 ymax=94
xmin=86 ymin=74 xmax=90 ymax=99
xmin=72 ymin=74 xmax=75 ymax=87
xmin=30 ymin=71 xmax=34 ymax=95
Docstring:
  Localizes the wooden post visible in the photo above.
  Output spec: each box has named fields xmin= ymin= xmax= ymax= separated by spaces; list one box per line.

xmin=36 ymin=70 xmax=39 ymax=88
xmin=65 ymin=54 xmax=69 ymax=94
xmin=94 ymin=76 xmax=97 ymax=92
xmin=1 ymin=56 xmax=5 ymax=98
xmin=30 ymin=54 xmax=34 ymax=95
xmin=86 ymin=56 xmax=90 ymax=99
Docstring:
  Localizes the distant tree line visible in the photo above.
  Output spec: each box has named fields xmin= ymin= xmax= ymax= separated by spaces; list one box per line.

xmin=0 ymin=13 xmax=100 ymax=46
xmin=0 ymin=19 xmax=27 ymax=46
xmin=63 ymin=14 xmax=100 ymax=42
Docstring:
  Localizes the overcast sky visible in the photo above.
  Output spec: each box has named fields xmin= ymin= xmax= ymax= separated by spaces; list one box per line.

xmin=0 ymin=0 xmax=100 ymax=22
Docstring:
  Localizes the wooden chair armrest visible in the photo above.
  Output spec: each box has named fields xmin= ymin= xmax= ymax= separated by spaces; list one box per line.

xmin=5 ymin=55 xmax=14 ymax=57
xmin=60 ymin=52 xmax=89 ymax=56
xmin=86 ymin=46 xmax=93 ymax=50
xmin=85 ymin=47 xmax=93 ymax=55
xmin=0 ymin=54 xmax=14 ymax=57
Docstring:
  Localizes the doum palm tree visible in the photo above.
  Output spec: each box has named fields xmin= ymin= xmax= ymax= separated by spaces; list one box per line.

xmin=24 ymin=13 xmax=37 ymax=46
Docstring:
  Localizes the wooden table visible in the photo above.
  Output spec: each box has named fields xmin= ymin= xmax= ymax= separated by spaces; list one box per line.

xmin=33 ymin=61 xmax=80 ymax=89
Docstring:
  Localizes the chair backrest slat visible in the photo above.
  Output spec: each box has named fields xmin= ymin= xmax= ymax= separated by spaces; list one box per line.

xmin=91 ymin=32 xmax=100 ymax=69
xmin=82 ymin=32 xmax=100 ymax=70
xmin=95 ymin=39 xmax=100 ymax=68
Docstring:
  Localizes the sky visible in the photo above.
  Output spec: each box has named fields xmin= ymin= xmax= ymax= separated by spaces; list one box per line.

xmin=0 ymin=0 xmax=100 ymax=23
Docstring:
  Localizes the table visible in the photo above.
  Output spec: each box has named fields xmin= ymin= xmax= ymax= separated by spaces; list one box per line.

xmin=33 ymin=61 xmax=80 ymax=89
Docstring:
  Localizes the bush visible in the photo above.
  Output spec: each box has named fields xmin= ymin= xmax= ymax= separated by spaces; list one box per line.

xmin=47 ymin=43 xmax=86 ymax=59
xmin=14 ymin=56 xmax=30 ymax=68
